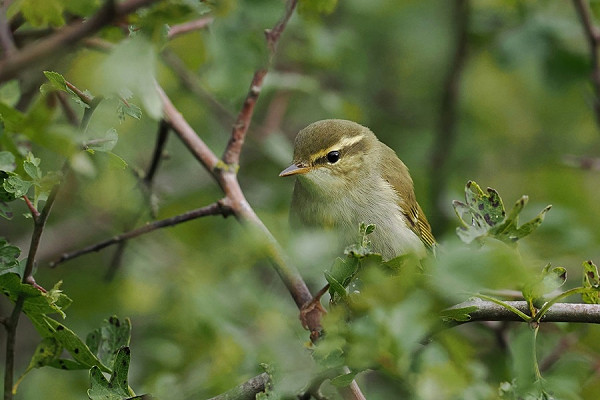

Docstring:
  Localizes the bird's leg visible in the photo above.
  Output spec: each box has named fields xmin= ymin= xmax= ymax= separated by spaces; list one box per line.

xmin=300 ymin=283 xmax=330 ymax=333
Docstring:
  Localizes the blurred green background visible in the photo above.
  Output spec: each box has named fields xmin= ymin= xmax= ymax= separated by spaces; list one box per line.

xmin=1 ymin=0 xmax=600 ymax=398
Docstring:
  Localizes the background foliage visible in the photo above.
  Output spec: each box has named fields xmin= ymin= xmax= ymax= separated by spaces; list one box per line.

xmin=1 ymin=0 xmax=600 ymax=399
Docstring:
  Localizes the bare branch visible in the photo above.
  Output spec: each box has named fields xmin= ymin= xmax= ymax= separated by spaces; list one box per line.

xmin=207 ymin=372 xmax=270 ymax=400
xmin=221 ymin=69 xmax=267 ymax=166
xmin=144 ymin=119 xmax=170 ymax=187
xmin=573 ymin=0 xmax=600 ymax=129
xmin=429 ymin=0 xmax=470 ymax=232
xmin=50 ymin=201 xmax=231 ymax=267
xmin=0 ymin=0 xmax=161 ymax=83
xmin=167 ymin=17 xmax=214 ymax=40
xmin=0 ymin=2 xmax=16 ymax=57
xmin=157 ymin=84 xmax=221 ymax=175
xmin=161 ymin=49 xmax=235 ymax=129
xmin=445 ymin=298 xmax=600 ymax=326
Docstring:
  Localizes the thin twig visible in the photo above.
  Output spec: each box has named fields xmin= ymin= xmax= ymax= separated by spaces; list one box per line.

xmin=573 ymin=0 xmax=600 ymax=129
xmin=0 ymin=2 xmax=16 ymax=58
xmin=55 ymin=92 xmax=80 ymax=126
xmin=161 ymin=49 xmax=235 ymax=129
xmin=105 ymin=120 xmax=170 ymax=280
xmin=207 ymin=372 xmax=270 ymax=400
xmin=0 ymin=0 xmax=161 ymax=83
xmin=429 ymin=0 xmax=470 ymax=233
xmin=167 ymin=17 xmax=214 ymax=40
xmin=444 ymin=298 xmax=600 ymax=326
xmin=50 ymin=201 xmax=231 ymax=267
xmin=4 ymin=165 xmax=64 ymax=400
xmin=143 ymin=119 xmax=170 ymax=187
xmin=22 ymin=195 xmax=39 ymax=219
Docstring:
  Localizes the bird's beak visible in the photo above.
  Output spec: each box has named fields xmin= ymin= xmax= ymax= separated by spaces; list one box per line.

xmin=279 ymin=163 xmax=310 ymax=177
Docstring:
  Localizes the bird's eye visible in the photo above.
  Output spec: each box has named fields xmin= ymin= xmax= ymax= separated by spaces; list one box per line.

xmin=326 ymin=151 xmax=340 ymax=163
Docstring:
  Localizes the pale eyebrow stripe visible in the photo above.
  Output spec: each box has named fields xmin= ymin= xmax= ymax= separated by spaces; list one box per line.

xmin=310 ymin=134 xmax=365 ymax=162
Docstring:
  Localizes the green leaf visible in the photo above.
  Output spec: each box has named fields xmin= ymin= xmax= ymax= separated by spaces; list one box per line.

xmin=0 ymin=275 xmax=72 ymax=318
xmin=0 ymin=151 xmax=16 ymax=172
xmin=325 ymin=271 xmax=348 ymax=299
xmin=0 ymin=80 xmax=20 ymax=106
xmin=42 ymin=71 xmax=91 ymax=109
xmin=582 ymin=260 xmax=600 ymax=304
xmin=522 ymin=264 xmax=567 ymax=307
xmin=3 ymin=173 xmax=32 ymax=197
xmin=0 ymin=201 xmax=12 ymax=219
xmin=85 ymin=129 xmax=118 ymax=152
xmin=330 ymin=371 xmax=357 ymax=387
xmin=20 ymin=0 xmax=65 ymax=27
xmin=87 ymin=347 xmax=133 ymax=400
xmin=13 ymin=337 xmax=63 ymax=394
xmin=43 ymin=316 xmax=110 ymax=373
xmin=86 ymin=316 xmax=132 ymax=370
xmin=0 ymin=238 xmax=20 ymax=270
xmin=117 ymin=101 xmax=142 ymax=122
xmin=453 ymin=181 xmax=551 ymax=244
xmin=23 ymin=152 xmax=42 ymax=181
xmin=298 ymin=0 xmax=338 ymax=18
xmin=440 ymin=305 xmax=478 ymax=322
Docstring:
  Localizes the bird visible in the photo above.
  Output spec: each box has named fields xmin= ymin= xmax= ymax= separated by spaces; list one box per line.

xmin=279 ymin=119 xmax=435 ymax=260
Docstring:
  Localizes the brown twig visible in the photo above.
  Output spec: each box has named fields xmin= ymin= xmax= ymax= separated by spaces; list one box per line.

xmin=573 ymin=0 xmax=600 ymax=129
xmin=429 ymin=0 xmax=470 ymax=233
xmin=207 ymin=372 xmax=270 ymax=400
xmin=50 ymin=201 xmax=231 ymax=267
xmin=22 ymin=195 xmax=39 ymax=219
xmin=167 ymin=17 xmax=214 ymax=40
xmin=0 ymin=0 xmax=161 ymax=83
xmin=4 ymin=166 xmax=62 ymax=400
xmin=221 ymin=69 xmax=267 ymax=166
xmin=104 ymin=120 xmax=170 ymax=281
xmin=0 ymin=2 xmax=16 ymax=58
xmin=160 ymin=49 xmax=235 ymax=129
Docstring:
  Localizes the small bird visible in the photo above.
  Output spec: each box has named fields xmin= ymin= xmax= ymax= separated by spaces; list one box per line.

xmin=280 ymin=119 xmax=435 ymax=260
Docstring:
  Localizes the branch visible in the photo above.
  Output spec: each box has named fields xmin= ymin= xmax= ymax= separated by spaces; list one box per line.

xmin=0 ymin=2 xmax=16 ymax=58
xmin=207 ymin=372 xmax=270 ymax=400
xmin=143 ymin=119 xmax=170 ymax=187
xmin=445 ymin=298 xmax=600 ymax=326
xmin=50 ymin=201 xmax=230 ymax=267
xmin=429 ymin=0 xmax=470 ymax=232
xmin=0 ymin=0 xmax=161 ymax=83
xmin=4 ymin=165 xmax=63 ymax=400
xmin=573 ymin=0 xmax=600 ymax=129
xmin=221 ymin=0 xmax=297 ymax=166
xmin=167 ymin=17 xmax=214 ymax=40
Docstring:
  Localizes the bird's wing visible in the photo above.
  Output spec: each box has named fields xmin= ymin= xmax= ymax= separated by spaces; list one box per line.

xmin=379 ymin=145 xmax=436 ymax=251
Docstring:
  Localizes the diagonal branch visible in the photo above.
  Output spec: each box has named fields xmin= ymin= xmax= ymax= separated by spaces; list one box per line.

xmin=0 ymin=0 xmax=161 ymax=83
xmin=572 ymin=0 xmax=600 ymax=129
xmin=50 ymin=201 xmax=231 ymax=267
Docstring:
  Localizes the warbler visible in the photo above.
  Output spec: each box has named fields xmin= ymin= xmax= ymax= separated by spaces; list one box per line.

xmin=280 ymin=119 xmax=435 ymax=260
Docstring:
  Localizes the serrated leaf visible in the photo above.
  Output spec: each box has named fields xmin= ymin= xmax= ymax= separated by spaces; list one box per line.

xmin=23 ymin=153 xmax=42 ymax=181
xmin=453 ymin=181 xmax=551 ymax=244
xmin=42 ymin=71 xmax=91 ymax=109
xmin=0 ymin=151 xmax=16 ymax=172
xmin=3 ymin=174 xmax=32 ymax=197
xmin=8 ymin=277 xmax=71 ymax=317
xmin=0 ymin=238 xmax=20 ymax=270
xmin=43 ymin=316 xmax=110 ymax=373
xmin=107 ymin=152 xmax=128 ymax=170
xmin=582 ymin=260 xmax=600 ymax=304
xmin=86 ymin=316 xmax=131 ymax=370
xmin=13 ymin=337 xmax=63 ymax=394
xmin=87 ymin=347 xmax=132 ymax=400
xmin=330 ymin=371 xmax=357 ymax=387
xmin=440 ymin=305 xmax=478 ymax=322
xmin=325 ymin=271 xmax=347 ymax=299
xmin=117 ymin=101 xmax=142 ymax=122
